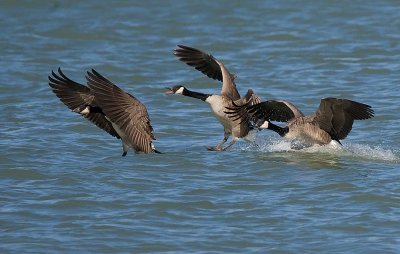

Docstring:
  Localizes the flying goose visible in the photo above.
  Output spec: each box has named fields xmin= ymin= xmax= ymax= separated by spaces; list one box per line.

xmin=166 ymin=45 xmax=260 ymax=151
xmin=226 ymin=97 xmax=374 ymax=147
xmin=48 ymin=68 xmax=160 ymax=156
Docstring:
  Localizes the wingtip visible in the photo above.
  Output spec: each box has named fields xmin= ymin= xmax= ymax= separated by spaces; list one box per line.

xmin=86 ymin=69 xmax=99 ymax=80
xmin=176 ymin=44 xmax=188 ymax=49
xmin=174 ymin=44 xmax=200 ymax=53
xmin=174 ymin=44 xmax=184 ymax=52
xmin=154 ymin=149 xmax=162 ymax=154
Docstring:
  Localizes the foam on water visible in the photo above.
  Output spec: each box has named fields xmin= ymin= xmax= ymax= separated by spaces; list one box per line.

xmin=341 ymin=143 xmax=399 ymax=162
xmin=242 ymin=138 xmax=399 ymax=163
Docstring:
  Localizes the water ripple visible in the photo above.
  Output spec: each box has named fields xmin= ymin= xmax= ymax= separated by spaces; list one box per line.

xmin=1 ymin=0 xmax=400 ymax=253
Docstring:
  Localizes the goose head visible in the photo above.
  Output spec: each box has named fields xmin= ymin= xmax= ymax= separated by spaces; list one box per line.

xmin=165 ymin=85 xmax=185 ymax=95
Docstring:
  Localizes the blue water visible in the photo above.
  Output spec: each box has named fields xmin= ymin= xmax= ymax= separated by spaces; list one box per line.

xmin=1 ymin=1 xmax=400 ymax=253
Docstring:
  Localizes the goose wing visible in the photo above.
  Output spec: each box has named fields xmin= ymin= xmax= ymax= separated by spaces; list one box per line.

xmin=314 ymin=98 xmax=374 ymax=140
xmin=232 ymin=89 xmax=262 ymax=124
xmin=226 ymin=99 xmax=303 ymax=124
xmin=174 ymin=44 xmax=240 ymax=100
xmin=174 ymin=44 xmax=222 ymax=81
xmin=249 ymin=100 xmax=304 ymax=122
xmin=48 ymin=68 xmax=119 ymax=138
xmin=86 ymin=69 xmax=155 ymax=153
xmin=242 ymin=89 xmax=261 ymax=106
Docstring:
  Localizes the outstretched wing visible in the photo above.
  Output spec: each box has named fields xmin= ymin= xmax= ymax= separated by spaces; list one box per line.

xmin=174 ymin=44 xmax=223 ymax=81
xmin=48 ymin=68 xmax=119 ymax=138
xmin=226 ymin=99 xmax=303 ymax=124
xmin=174 ymin=44 xmax=240 ymax=100
xmin=86 ymin=69 xmax=155 ymax=153
xmin=314 ymin=98 xmax=374 ymax=140
xmin=249 ymin=100 xmax=303 ymax=122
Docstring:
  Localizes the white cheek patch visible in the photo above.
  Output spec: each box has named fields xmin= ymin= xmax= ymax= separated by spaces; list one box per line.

xmin=80 ymin=106 xmax=90 ymax=115
xmin=176 ymin=87 xmax=185 ymax=94
xmin=259 ymin=121 xmax=269 ymax=129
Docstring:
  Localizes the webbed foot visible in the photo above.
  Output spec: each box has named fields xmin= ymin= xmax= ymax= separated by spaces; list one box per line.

xmin=206 ymin=146 xmax=224 ymax=151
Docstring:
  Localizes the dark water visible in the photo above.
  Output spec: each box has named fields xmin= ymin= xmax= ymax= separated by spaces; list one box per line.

xmin=1 ymin=1 xmax=400 ymax=253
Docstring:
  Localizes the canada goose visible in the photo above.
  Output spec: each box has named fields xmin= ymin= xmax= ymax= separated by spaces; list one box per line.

xmin=166 ymin=45 xmax=260 ymax=151
xmin=48 ymin=68 xmax=160 ymax=156
xmin=226 ymin=97 xmax=374 ymax=148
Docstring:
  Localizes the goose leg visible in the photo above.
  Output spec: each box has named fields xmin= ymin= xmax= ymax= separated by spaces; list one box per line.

xmin=207 ymin=132 xmax=230 ymax=151
xmin=221 ymin=137 xmax=238 ymax=151
xmin=121 ymin=141 xmax=129 ymax=157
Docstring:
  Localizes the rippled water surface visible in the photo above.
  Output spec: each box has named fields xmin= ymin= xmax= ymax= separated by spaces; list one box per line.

xmin=1 ymin=1 xmax=400 ymax=253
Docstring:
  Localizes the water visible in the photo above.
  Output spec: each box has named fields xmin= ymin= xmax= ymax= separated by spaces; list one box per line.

xmin=1 ymin=0 xmax=400 ymax=253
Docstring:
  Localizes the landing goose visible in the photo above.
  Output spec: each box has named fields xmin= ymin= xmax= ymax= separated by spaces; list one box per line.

xmin=227 ymin=98 xmax=374 ymax=148
xmin=49 ymin=68 xmax=160 ymax=156
xmin=166 ymin=45 xmax=260 ymax=151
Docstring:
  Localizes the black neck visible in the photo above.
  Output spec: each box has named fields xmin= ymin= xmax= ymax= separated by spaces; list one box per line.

xmin=89 ymin=106 xmax=104 ymax=114
xmin=182 ymin=88 xmax=210 ymax=101
xmin=267 ymin=122 xmax=289 ymax=137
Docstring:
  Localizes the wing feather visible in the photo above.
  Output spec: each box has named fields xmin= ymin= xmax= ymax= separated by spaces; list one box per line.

xmin=174 ymin=44 xmax=222 ymax=81
xmin=86 ymin=69 xmax=155 ymax=153
xmin=226 ymin=99 xmax=303 ymax=124
xmin=48 ymin=68 xmax=119 ymax=138
xmin=314 ymin=98 xmax=374 ymax=140
xmin=174 ymin=45 xmax=240 ymax=100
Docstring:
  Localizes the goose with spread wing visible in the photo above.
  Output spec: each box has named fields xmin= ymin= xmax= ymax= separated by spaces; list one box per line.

xmin=226 ymin=98 xmax=374 ymax=148
xmin=49 ymin=68 xmax=160 ymax=156
xmin=166 ymin=45 xmax=260 ymax=151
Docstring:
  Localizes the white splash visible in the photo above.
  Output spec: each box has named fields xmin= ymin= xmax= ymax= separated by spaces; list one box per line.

xmin=242 ymin=137 xmax=399 ymax=163
xmin=342 ymin=143 xmax=399 ymax=162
